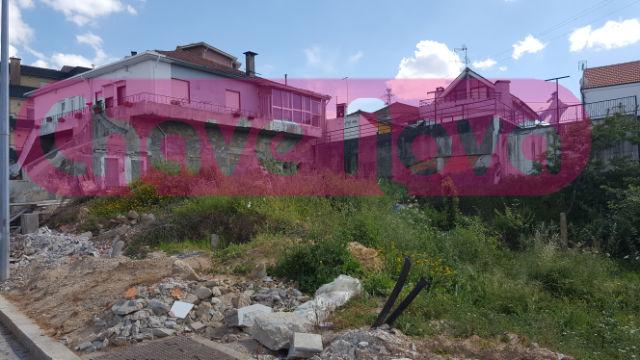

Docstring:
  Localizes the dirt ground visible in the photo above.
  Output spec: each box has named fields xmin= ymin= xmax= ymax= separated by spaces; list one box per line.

xmin=3 ymin=254 xmax=211 ymax=342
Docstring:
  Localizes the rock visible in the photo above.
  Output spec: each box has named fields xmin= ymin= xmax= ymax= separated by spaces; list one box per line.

xmin=249 ymin=312 xmax=314 ymax=351
xmin=76 ymin=341 xmax=96 ymax=353
xmin=148 ymin=316 xmax=163 ymax=328
xmin=190 ymin=321 xmax=206 ymax=331
xmin=110 ymin=239 xmax=125 ymax=258
xmin=211 ymin=287 xmax=222 ymax=297
xmin=226 ymin=304 xmax=273 ymax=327
xmin=195 ymin=287 xmax=213 ymax=300
xmin=233 ymin=291 xmax=252 ymax=308
xmin=164 ymin=320 xmax=177 ymax=329
xmin=294 ymin=275 xmax=362 ymax=323
xmin=288 ymin=332 xmax=323 ymax=359
xmin=210 ymin=234 xmax=220 ymax=249
xmin=112 ymin=299 xmax=144 ymax=315
xmin=127 ymin=210 xmax=140 ymax=220
xmin=251 ymin=262 xmax=267 ymax=279
xmin=152 ymin=328 xmax=175 ymax=338
xmin=130 ymin=309 xmax=151 ymax=321
xmin=170 ymin=287 xmax=184 ymax=300
xmin=115 ymin=215 xmax=128 ymax=224
xmin=148 ymin=299 xmax=171 ymax=315
xmin=123 ymin=287 xmax=138 ymax=300
xmin=141 ymin=213 xmax=156 ymax=225
xmin=183 ymin=293 xmax=199 ymax=305
xmin=172 ymin=259 xmax=202 ymax=281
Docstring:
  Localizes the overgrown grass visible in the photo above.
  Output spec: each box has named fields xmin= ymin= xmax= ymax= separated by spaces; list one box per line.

xmin=78 ymin=179 xmax=639 ymax=359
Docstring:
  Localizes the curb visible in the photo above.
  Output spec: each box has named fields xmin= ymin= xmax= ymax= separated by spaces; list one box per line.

xmin=0 ymin=295 xmax=80 ymax=360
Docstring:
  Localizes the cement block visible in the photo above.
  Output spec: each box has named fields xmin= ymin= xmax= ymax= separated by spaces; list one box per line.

xmin=20 ymin=213 xmax=39 ymax=235
xmin=288 ymin=332 xmax=323 ymax=359
xmin=226 ymin=303 xmax=272 ymax=327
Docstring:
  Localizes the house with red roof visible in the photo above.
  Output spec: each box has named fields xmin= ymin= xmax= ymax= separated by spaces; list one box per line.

xmin=581 ymin=60 xmax=639 ymax=161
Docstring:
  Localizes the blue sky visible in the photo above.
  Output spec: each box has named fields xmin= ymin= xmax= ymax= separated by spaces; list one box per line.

xmin=5 ymin=0 xmax=640 ymax=98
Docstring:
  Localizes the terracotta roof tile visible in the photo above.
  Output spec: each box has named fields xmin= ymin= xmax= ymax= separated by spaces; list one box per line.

xmin=582 ymin=60 xmax=640 ymax=89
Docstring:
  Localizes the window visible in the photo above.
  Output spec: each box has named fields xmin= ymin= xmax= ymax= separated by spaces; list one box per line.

xmin=225 ymin=90 xmax=241 ymax=111
xmin=105 ymin=97 xmax=114 ymax=109
xmin=272 ymin=89 xmax=322 ymax=126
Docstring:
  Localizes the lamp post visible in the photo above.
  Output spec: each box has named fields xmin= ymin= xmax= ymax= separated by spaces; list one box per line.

xmin=1 ymin=0 xmax=10 ymax=281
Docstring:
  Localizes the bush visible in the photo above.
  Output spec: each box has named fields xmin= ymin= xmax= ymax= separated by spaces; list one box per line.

xmin=271 ymin=238 xmax=361 ymax=293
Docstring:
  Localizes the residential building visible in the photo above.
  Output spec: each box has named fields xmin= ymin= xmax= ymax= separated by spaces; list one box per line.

xmin=18 ymin=42 xmax=331 ymax=189
xmin=581 ymin=60 xmax=640 ymax=162
xmin=7 ymin=57 xmax=89 ymax=165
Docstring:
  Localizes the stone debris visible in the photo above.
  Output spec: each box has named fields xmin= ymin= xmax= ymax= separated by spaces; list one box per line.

xmin=9 ymin=227 xmax=102 ymax=267
xmin=226 ymin=304 xmax=273 ymax=327
xmin=249 ymin=312 xmax=314 ymax=351
xmin=294 ymin=275 xmax=362 ymax=324
xmin=288 ymin=332 xmax=323 ymax=359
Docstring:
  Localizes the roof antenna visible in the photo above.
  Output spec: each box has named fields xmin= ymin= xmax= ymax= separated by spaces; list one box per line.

xmin=454 ymin=45 xmax=469 ymax=67
xmin=579 ymin=60 xmax=587 ymax=71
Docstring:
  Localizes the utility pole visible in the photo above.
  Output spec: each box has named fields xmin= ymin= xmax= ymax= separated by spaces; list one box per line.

xmin=545 ymin=75 xmax=570 ymax=123
xmin=0 ymin=0 xmax=10 ymax=281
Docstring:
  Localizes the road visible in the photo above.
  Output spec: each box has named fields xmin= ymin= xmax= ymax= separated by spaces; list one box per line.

xmin=0 ymin=322 xmax=32 ymax=360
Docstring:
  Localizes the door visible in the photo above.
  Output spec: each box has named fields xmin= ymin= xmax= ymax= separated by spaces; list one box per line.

xmin=171 ymin=79 xmax=190 ymax=102
xmin=105 ymin=157 xmax=120 ymax=188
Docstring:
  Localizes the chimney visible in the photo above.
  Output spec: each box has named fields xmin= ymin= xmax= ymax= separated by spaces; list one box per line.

xmin=131 ymin=51 xmax=138 ymax=56
xmin=9 ymin=57 xmax=21 ymax=86
xmin=243 ymin=51 xmax=258 ymax=77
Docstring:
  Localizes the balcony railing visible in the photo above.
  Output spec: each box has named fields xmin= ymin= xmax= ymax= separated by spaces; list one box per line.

xmin=120 ymin=92 xmax=259 ymax=119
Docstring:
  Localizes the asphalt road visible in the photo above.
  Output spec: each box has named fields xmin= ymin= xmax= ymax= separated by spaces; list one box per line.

xmin=0 ymin=322 xmax=32 ymax=360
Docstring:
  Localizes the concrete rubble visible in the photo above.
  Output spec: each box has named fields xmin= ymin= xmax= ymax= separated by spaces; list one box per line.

xmin=294 ymin=275 xmax=362 ymax=324
xmin=9 ymin=226 xmax=103 ymax=267
xmin=288 ymin=332 xmax=324 ymax=359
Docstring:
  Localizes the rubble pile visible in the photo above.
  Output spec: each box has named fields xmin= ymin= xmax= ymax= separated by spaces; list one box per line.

xmin=79 ymin=275 xmax=313 ymax=353
xmin=9 ymin=227 xmax=104 ymax=267
xmin=77 ymin=274 xmax=363 ymax=358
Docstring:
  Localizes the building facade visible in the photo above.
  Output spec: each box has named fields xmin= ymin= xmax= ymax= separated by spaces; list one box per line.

xmin=18 ymin=43 xmax=331 ymax=191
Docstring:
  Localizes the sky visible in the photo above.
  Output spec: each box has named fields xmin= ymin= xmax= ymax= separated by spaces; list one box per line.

xmin=3 ymin=0 xmax=640 ymax=103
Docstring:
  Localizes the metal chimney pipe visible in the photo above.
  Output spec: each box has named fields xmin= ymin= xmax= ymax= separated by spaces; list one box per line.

xmin=243 ymin=51 xmax=258 ymax=77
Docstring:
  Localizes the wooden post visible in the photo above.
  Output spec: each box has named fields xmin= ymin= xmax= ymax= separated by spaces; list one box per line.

xmin=560 ymin=212 xmax=568 ymax=248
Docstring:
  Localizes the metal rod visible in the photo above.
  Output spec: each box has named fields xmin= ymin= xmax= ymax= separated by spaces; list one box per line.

xmin=0 ymin=0 xmax=10 ymax=281
xmin=384 ymin=277 xmax=430 ymax=327
xmin=372 ymin=256 xmax=411 ymax=328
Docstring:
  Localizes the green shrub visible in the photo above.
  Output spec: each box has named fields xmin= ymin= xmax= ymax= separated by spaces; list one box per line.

xmin=271 ymin=238 xmax=361 ymax=293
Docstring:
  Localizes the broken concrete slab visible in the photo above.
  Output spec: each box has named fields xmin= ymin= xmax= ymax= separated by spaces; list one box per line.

xmin=111 ymin=299 xmax=145 ymax=315
xmin=169 ymin=301 xmax=194 ymax=319
xmin=287 ymin=332 xmax=323 ymax=359
xmin=190 ymin=321 xmax=206 ymax=331
xmin=294 ymin=275 xmax=362 ymax=323
xmin=152 ymin=328 xmax=175 ymax=338
xmin=226 ymin=303 xmax=273 ymax=327
xmin=249 ymin=312 xmax=314 ymax=351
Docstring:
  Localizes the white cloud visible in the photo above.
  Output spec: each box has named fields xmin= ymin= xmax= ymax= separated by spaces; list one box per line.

xmin=50 ymin=53 xmax=93 ymax=68
xmin=5 ymin=0 xmax=35 ymax=46
xmin=396 ymin=40 xmax=463 ymax=79
xmin=499 ymin=66 xmax=508 ymax=72
xmin=348 ymin=51 xmax=364 ymax=64
xmin=8 ymin=44 xmax=18 ymax=58
xmin=303 ymin=45 xmax=336 ymax=73
xmin=472 ymin=58 xmax=497 ymax=69
xmin=512 ymin=34 xmax=546 ymax=59
xmin=41 ymin=0 xmax=134 ymax=25
xmin=126 ymin=4 xmax=137 ymax=14
xmin=31 ymin=59 xmax=50 ymax=68
xmin=569 ymin=18 xmax=640 ymax=52
xmin=76 ymin=32 xmax=103 ymax=49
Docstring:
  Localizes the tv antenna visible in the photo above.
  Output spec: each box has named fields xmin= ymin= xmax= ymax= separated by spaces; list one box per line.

xmin=382 ymin=88 xmax=395 ymax=105
xmin=455 ymin=45 xmax=469 ymax=67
